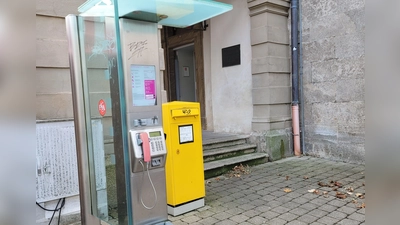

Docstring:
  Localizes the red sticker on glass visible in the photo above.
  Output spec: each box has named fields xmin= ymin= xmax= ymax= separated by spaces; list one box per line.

xmin=98 ymin=99 xmax=106 ymax=116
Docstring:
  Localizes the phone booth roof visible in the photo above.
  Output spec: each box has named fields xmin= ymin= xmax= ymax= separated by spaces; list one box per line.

xmin=78 ymin=0 xmax=232 ymax=28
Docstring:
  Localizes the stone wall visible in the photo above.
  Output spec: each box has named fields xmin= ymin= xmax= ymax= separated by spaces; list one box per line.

xmin=301 ymin=0 xmax=365 ymax=163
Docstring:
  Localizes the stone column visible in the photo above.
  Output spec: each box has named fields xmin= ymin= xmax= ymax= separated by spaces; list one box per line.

xmin=248 ymin=0 xmax=292 ymax=160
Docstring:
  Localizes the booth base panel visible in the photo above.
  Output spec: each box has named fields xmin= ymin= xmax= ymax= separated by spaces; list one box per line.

xmin=167 ymin=198 xmax=205 ymax=216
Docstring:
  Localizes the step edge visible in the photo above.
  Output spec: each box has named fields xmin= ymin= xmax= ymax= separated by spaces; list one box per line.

xmin=204 ymin=153 xmax=269 ymax=171
xmin=203 ymin=144 xmax=258 ymax=157
xmin=202 ymin=135 xmax=250 ymax=145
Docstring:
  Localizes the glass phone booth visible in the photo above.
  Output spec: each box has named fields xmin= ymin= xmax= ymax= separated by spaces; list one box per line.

xmin=66 ymin=0 xmax=232 ymax=225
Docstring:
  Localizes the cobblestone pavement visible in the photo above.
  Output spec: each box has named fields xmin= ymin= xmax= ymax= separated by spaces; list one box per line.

xmin=169 ymin=156 xmax=365 ymax=225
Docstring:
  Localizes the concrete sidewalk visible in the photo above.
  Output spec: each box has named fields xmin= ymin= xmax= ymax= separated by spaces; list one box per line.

xmin=169 ymin=156 xmax=365 ymax=225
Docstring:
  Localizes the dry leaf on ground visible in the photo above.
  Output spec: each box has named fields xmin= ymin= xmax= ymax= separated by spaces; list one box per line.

xmin=283 ymin=188 xmax=292 ymax=193
xmin=336 ymin=191 xmax=347 ymax=199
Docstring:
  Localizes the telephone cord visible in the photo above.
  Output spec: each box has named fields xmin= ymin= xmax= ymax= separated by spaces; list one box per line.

xmin=139 ymin=160 xmax=157 ymax=210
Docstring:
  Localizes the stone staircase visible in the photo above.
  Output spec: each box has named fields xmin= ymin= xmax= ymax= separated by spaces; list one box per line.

xmin=202 ymin=132 xmax=268 ymax=179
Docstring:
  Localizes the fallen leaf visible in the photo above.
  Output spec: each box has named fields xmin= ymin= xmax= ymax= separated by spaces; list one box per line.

xmin=322 ymin=191 xmax=329 ymax=198
xmin=336 ymin=191 xmax=347 ymax=199
xmin=334 ymin=181 xmax=343 ymax=188
xmin=283 ymin=188 xmax=292 ymax=193
xmin=303 ymin=176 xmax=309 ymax=179
xmin=356 ymin=203 xmax=366 ymax=209
xmin=286 ymin=176 xmax=290 ymax=180
xmin=347 ymin=192 xmax=353 ymax=195
xmin=352 ymin=199 xmax=358 ymax=204
xmin=332 ymin=187 xmax=339 ymax=191
xmin=362 ymin=183 xmax=365 ymax=186
xmin=355 ymin=193 xmax=365 ymax=199
xmin=215 ymin=177 xmax=220 ymax=181
xmin=278 ymin=173 xmax=282 ymax=176
xmin=308 ymin=189 xmax=316 ymax=193
xmin=318 ymin=182 xmax=329 ymax=187
xmin=346 ymin=187 xmax=354 ymax=192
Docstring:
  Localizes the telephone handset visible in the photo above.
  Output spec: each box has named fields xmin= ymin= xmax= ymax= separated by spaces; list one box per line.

xmin=138 ymin=132 xmax=151 ymax=163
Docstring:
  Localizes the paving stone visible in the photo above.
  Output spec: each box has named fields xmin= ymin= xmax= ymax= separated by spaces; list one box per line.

xmin=290 ymin=207 xmax=310 ymax=216
xmin=225 ymin=207 xmax=244 ymax=215
xmin=260 ymin=211 xmax=280 ymax=219
xmin=255 ymin=205 xmax=272 ymax=213
xmin=309 ymin=198 xmax=329 ymax=206
xmin=309 ymin=222 xmax=325 ymax=225
xmin=181 ymin=215 xmax=201 ymax=223
xmin=229 ymin=214 xmax=249 ymax=223
xmin=247 ymin=216 xmax=266 ymax=225
xmin=243 ymin=209 xmax=261 ymax=217
xmin=198 ymin=217 xmax=219 ymax=225
xmin=212 ymin=212 xmax=232 ymax=220
xmin=348 ymin=212 xmax=365 ymax=222
xmin=271 ymin=206 xmax=291 ymax=214
xmin=297 ymin=214 xmax=318 ymax=223
xmin=265 ymin=217 xmax=287 ymax=225
xmin=299 ymin=202 xmax=319 ymax=211
xmin=171 ymin=221 xmax=189 ymax=225
xmin=337 ymin=218 xmax=360 ymax=225
xmin=292 ymin=197 xmax=310 ymax=204
xmin=327 ymin=199 xmax=347 ymax=207
xmin=316 ymin=216 xmax=340 ymax=225
xmin=196 ymin=210 xmax=216 ymax=218
xmin=307 ymin=209 xmax=329 ymax=218
xmin=327 ymin=211 xmax=347 ymax=220
xmin=278 ymin=212 xmax=299 ymax=222
xmin=337 ymin=205 xmax=358 ymax=215
xmin=280 ymin=202 xmax=301 ymax=209
xmin=318 ymin=204 xmax=338 ymax=213
xmin=238 ymin=204 xmax=256 ymax=210
xmin=285 ymin=221 xmax=308 ymax=225
xmin=215 ymin=220 xmax=238 ymax=225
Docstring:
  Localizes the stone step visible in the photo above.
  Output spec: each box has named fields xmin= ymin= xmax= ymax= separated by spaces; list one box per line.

xmin=204 ymin=153 xmax=269 ymax=179
xmin=202 ymin=135 xmax=249 ymax=150
xmin=203 ymin=144 xmax=257 ymax=163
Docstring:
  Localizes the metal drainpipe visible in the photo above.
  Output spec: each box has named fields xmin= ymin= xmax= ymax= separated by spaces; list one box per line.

xmin=298 ymin=0 xmax=306 ymax=154
xmin=291 ymin=0 xmax=301 ymax=156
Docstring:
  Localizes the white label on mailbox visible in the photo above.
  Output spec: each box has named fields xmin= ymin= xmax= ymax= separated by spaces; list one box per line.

xmin=179 ymin=125 xmax=193 ymax=144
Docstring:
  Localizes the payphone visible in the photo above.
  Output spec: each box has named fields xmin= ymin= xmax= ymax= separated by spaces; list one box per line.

xmin=129 ymin=127 xmax=168 ymax=225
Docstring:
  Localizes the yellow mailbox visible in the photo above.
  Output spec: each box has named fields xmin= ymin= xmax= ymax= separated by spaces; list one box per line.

xmin=162 ymin=101 xmax=205 ymax=216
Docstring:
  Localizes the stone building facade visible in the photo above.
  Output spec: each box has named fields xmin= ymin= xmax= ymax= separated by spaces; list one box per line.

xmin=301 ymin=0 xmax=365 ymax=163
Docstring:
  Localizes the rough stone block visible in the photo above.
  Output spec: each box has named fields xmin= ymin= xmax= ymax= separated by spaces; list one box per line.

xmin=337 ymin=0 xmax=365 ymax=13
xmin=336 ymin=78 xmax=364 ymax=102
xmin=301 ymin=0 xmax=339 ymax=24
xmin=336 ymin=101 xmax=365 ymax=127
xmin=337 ymin=125 xmax=365 ymax=145
xmin=265 ymin=129 xmax=292 ymax=161
xmin=311 ymin=102 xmax=338 ymax=126
xmin=302 ymin=62 xmax=312 ymax=84
xmin=304 ymin=82 xmax=336 ymax=103
xmin=308 ymin=13 xmax=357 ymax=42
xmin=305 ymin=125 xmax=338 ymax=145
xmin=303 ymin=38 xmax=335 ymax=63
xmin=334 ymin=33 xmax=365 ymax=59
